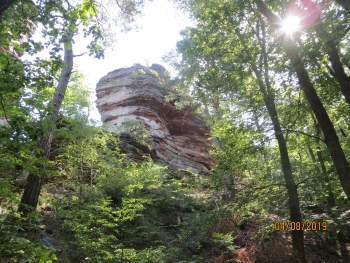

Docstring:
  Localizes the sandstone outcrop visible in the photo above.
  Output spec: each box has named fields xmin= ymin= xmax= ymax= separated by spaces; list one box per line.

xmin=95 ymin=64 xmax=216 ymax=173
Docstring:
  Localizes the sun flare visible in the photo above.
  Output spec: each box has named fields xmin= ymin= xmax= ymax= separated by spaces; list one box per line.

xmin=282 ymin=16 xmax=300 ymax=33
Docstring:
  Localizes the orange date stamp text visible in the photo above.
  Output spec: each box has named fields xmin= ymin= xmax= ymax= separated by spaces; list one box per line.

xmin=274 ymin=221 xmax=327 ymax=231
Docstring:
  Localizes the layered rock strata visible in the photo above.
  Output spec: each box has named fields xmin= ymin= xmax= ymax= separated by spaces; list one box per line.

xmin=95 ymin=64 xmax=216 ymax=173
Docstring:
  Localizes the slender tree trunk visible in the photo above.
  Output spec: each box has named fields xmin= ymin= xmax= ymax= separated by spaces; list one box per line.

xmin=317 ymin=149 xmax=336 ymax=208
xmin=312 ymin=120 xmax=336 ymax=208
xmin=223 ymin=174 xmax=235 ymax=202
xmin=237 ymin=25 xmax=306 ymax=263
xmin=260 ymin=23 xmax=305 ymax=263
xmin=18 ymin=36 xmax=74 ymax=215
xmin=257 ymin=0 xmax=350 ymax=202
xmin=300 ymin=0 xmax=350 ymax=107
xmin=253 ymin=70 xmax=305 ymax=263
xmin=307 ymin=145 xmax=336 ymax=208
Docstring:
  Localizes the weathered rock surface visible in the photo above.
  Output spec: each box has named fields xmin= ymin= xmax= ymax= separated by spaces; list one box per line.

xmin=95 ymin=64 xmax=216 ymax=173
xmin=119 ymin=133 xmax=156 ymax=162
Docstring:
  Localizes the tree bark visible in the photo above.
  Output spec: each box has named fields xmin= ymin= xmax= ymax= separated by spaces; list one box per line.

xmin=0 ymin=0 xmax=15 ymax=17
xmin=257 ymin=0 xmax=350 ymax=204
xmin=18 ymin=35 xmax=74 ymax=215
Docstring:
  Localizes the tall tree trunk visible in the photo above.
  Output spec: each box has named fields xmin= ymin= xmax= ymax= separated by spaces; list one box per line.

xmin=262 ymin=89 xmax=305 ymax=263
xmin=300 ymin=0 xmax=350 ymax=107
xmin=238 ymin=25 xmax=306 ymax=263
xmin=257 ymin=0 xmax=350 ymax=203
xmin=18 ymin=36 xmax=74 ymax=215
xmin=252 ymin=69 xmax=305 ymax=263
xmin=284 ymin=40 xmax=350 ymax=199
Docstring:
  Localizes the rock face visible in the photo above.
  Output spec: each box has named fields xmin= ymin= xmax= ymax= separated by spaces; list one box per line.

xmin=118 ymin=133 xmax=156 ymax=162
xmin=95 ymin=64 xmax=216 ymax=173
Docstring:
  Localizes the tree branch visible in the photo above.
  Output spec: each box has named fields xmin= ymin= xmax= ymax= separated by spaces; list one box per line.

xmin=283 ymin=128 xmax=325 ymax=142
xmin=252 ymin=183 xmax=287 ymax=190
xmin=256 ymin=0 xmax=282 ymax=25
xmin=296 ymin=177 xmax=312 ymax=187
xmin=73 ymin=52 xmax=87 ymax=57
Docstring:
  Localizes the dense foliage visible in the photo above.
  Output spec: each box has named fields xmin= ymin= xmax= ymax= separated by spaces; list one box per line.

xmin=1 ymin=0 xmax=350 ymax=262
xmin=165 ymin=0 xmax=350 ymax=262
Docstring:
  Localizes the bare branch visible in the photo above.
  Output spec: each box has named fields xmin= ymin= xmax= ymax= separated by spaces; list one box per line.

xmin=115 ymin=0 xmax=126 ymax=13
xmin=73 ymin=52 xmax=87 ymax=57
xmin=63 ymin=0 xmax=71 ymax=9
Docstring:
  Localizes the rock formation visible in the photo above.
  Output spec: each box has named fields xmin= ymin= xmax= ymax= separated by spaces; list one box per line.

xmin=95 ymin=64 xmax=216 ymax=173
